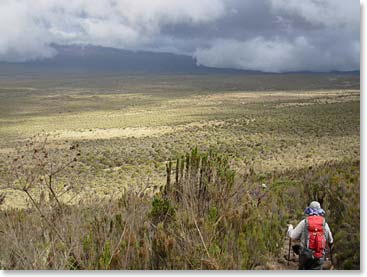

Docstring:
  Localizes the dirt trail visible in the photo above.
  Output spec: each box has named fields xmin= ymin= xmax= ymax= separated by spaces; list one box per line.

xmin=261 ymin=237 xmax=333 ymax=270
xmin=257 ymin=237 xmax=299 ymax=270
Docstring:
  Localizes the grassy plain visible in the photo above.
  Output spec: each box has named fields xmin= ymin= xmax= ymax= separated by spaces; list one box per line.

xmin=0 ymin=74 xmax=359 ymax=207
xmin=0 ymin=74 xmax=360 ymax=269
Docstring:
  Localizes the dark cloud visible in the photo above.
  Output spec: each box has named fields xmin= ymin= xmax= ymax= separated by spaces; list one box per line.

xmin=0 ymin=0 xmax=359 ymax=72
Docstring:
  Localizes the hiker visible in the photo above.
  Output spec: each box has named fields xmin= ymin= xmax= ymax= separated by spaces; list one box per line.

xmin=287 ymin=201 xmax=333 ymax=270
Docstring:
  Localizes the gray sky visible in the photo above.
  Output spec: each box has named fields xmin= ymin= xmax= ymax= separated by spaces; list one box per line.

xmin=0 ymin=0 xmax=359 ymax=72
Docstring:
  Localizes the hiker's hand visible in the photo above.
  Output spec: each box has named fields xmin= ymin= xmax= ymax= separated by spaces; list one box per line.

xmin=287 ymin=224 xmax=293 ymax=231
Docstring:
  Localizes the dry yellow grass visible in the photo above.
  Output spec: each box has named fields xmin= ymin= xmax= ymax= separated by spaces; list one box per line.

xmin=0 ymin=86 xmax=359 ymax=209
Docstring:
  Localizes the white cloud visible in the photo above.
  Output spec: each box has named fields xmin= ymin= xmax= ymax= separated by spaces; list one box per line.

xmin=269 ymin=0 xmax=359 ymax=28
xmin=195 ymin=36 xmax=359 ymax=73
xmin=193 ymin=0 xmax=360 ymax=72
xmin=0 ymin=0 xmax=56 ymax=61
xmin=0 ymin=0 xmax=360 ymax=72
xmin=0 ymin=0 xmax=225 ymax=61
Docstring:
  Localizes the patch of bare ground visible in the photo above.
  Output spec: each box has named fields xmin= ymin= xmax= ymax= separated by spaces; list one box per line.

xmin=47 ymin=120 xmax=225 ymax=141
xmin=255 ymin=237 xmax=299 ymax=270
xmin=276 ymin=90 xmax=359 ymax=108
xmin=260 ymin=237 xmax=334 ymax=270
xmin=197 ymin=89 xmax=359 ymax=105
xmin=219 ymin=89 xmax=355 ymax=97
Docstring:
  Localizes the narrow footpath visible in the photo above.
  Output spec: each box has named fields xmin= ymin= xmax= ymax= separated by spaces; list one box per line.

xmin=258 ymin=237 xmax=333 ymax=270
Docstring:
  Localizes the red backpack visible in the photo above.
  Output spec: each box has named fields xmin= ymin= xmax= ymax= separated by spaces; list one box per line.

xmin=306 ymin=215 xmax=326 ymax=259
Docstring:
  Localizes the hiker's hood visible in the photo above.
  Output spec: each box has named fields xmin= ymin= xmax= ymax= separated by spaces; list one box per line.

xmin=309 ymin=201 xmax=321 ymax=209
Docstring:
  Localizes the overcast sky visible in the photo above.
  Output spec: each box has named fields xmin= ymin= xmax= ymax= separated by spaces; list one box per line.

xmin=0 ymin=0 xmax=359 ymax=72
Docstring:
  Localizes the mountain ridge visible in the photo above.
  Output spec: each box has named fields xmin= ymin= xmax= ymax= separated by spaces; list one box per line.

xmin=0 ymin=44 xmax=360 ymax=75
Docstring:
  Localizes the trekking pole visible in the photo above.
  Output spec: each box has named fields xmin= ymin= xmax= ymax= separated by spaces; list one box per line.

xmin=329 ymin=243 xmax=334 ymax=269
xmin=287 ymin=237 xmax=291 ymax=266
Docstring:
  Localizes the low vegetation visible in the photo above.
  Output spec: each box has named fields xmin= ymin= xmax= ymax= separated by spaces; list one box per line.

xmin=0 ymin=74 xmax=360 ymax=269
xmin=0 ymin=146 xmax=359 ymax=269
